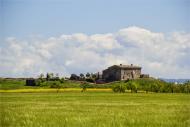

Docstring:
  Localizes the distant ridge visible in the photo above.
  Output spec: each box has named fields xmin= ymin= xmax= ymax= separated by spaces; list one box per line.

xmin=160 ymin=78 xmax=190 ymax=84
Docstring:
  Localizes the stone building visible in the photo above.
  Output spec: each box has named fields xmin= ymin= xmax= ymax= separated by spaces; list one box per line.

xmin=102 ymin=64 xmax=141 ymax=82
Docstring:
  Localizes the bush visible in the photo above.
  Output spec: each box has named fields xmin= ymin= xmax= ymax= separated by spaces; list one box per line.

xmin=50 ymin=82 xmax=61 ymax=88
xmin=80 ymin=82 xmax=94 ymax=92
xmin=112 ymin=84 xmax=126 ymax=93
xmin=35 ymin=79 xmax=44 ymax=86
xmin=126 ymin=81 xmax=139 ymax=93
xmin=60 ymin=77 xmax=65 ymax=83
xmin=85 ymin=78 xmax=95 ymax=83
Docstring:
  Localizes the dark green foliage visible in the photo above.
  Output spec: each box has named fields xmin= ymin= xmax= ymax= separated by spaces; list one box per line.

xmin=79 ymin=73 xmax=85 ymax=80
xmin=46 ymin=73 xmax=51 ymax=81
xmin=85 ymin=78 xmax=95 ymax=83
xmin=86 ymin=72 xmax=90 ymax=78
xmin=70 ymin=74 xmax=80 ymax=80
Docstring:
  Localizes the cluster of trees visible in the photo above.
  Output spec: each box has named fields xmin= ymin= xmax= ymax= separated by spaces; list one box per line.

xmin=36 ymin=73 xmax=64 ymax=88
xmin=112 ymin=79 xmax=190 ymax=93
xmin=70 ymin=72 xmax=98 ymax=83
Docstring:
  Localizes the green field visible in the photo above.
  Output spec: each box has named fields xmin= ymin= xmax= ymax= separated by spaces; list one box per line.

xmin=1 ymin=92 xmax=190 ymax=127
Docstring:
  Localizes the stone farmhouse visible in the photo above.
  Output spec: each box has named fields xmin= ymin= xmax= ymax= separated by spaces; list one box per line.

xmin=102 ymin=64 xmax=147 ymax=82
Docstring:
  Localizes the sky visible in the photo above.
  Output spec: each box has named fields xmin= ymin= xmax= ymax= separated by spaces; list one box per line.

xmin=0 ymin=0 xmax=190 ymax=78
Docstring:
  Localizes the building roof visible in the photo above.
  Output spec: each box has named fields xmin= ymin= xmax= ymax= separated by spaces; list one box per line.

xmin=108 ymin=64 xmax=142 ymax=69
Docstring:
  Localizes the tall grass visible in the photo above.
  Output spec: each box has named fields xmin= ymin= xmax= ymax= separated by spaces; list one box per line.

xmin=1 ymin=92 xmax=190 ymax=127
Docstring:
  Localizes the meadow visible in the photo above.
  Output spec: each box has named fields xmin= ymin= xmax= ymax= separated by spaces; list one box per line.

xmin=1 ymin=91 xmax=190 ymax=127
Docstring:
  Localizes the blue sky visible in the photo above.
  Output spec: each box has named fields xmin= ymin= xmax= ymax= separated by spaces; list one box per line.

xmin=0 ymin=0 xmax=190 ymax=78
xmin=1 ymin=0 xmax=189 ymax=39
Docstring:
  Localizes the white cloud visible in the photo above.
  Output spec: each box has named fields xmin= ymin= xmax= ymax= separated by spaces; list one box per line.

xmin=0 ymin=26 xmax=190 ymax=78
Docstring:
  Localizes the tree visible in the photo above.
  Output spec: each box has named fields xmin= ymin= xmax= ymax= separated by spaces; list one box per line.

xmin=49 ymin=73 xmax=54 ymax=78
xmin=60 ymin=77 xmax=65 ymax=83
xmin=168 ymin=83 xmax=175 ymax=93
xmin=46 ymin=73 xmax=50 ymax=81
xmin=80 ymin=82 xmax=92 ymax=92
xmin=140 ymin=81 xmax=150 ymax=93
xmin=150 ymin=83 xmax=160 ymax=93
xmin=49 ymin=81 xmax=62 ymax=93
xmin=38 ymin=73 xmax=45 ymax=84
xmin=126 ymin=81 xmax=138 ymax=93
xmin=79 ymin=73 xmax=85 ymax=80
xmin=70 ymin=74 xmax=80 ymax=80
xmin=183 ymin=81 xmax=190 ymax=93
xmin=91 ymin=73 xmax=96 ymax=79
xmin=126 ymin=81 xmax=133 ymax=93
xmin=86 ymin=72 xmax=90 ymax=78
xmin=39 ymin=73 xmax=44 ymax=79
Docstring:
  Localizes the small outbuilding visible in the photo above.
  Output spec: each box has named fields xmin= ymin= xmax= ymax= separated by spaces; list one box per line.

xmin=26 ymin=79 xmax=36 ymax=86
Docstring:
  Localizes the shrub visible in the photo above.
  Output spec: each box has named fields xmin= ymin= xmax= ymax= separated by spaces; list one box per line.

xmin=85 ymin=78 xmax=95 ymax=83
xmin=80 ymin=82 xmax=93 ymax=92
xmin=112 ymin=84 xmax=126 ymax=93
xmin=50 ymin=82 xmax=60 ymax=88
xmin=126 ymin=81 xmax=139 ymax=93
xmin=60 ymin=77 xmax=65 ymax=83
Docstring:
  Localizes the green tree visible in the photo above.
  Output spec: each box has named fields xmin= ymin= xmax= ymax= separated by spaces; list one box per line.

xmin=126 ymin=81 xmax=138 ymax=93
xmin=183 ymin=81 xmax=190 ymax=93
xmin=60 ymin=77 xmax=65 ymax=83
xmin=150 ymin=82 xmax=160 ymax=93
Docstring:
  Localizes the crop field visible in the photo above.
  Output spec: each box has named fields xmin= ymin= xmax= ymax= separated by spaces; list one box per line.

xmin=1 ymin=92 xmax=190 ymax=127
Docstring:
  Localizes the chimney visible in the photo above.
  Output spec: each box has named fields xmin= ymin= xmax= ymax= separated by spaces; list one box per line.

xmin=131 ymin=64 xmax=133 ymax=66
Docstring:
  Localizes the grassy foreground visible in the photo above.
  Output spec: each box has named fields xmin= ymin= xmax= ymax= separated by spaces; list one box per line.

xmin=1 ymin=92 xmax=190 ymax=127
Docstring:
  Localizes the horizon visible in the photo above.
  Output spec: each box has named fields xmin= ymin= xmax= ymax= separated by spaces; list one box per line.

xmin=0 ymin=0 xmax=190 ymax=79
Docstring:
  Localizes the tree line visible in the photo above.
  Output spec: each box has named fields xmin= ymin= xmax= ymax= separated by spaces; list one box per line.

xmin=31 ymin=73 xmax=190 ymax=93
xmin=112 ymin=79 xmax=190 ymax=93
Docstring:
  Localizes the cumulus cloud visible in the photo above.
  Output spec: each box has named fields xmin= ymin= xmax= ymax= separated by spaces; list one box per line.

xmin=0 ymin=26 xmax=190 ymax=78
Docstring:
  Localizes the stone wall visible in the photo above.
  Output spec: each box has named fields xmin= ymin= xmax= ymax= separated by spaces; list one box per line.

xmin=102 ymin=67 xmax=121 ymax=82
xmin=121 ymin=69 xmax=141 ymax=80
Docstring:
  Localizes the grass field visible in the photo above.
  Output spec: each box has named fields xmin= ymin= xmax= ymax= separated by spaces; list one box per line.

xmin=1 ymin=92 xmax=190 ymax=127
